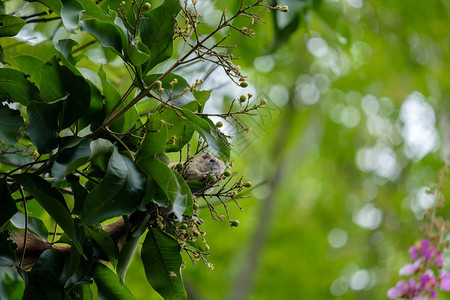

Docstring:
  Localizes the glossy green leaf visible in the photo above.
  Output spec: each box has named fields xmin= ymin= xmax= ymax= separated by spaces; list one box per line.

xmin=137 ymin=155 xmax=191 ymax=219
xmin=0 ymin=178 xmax=17 ymax=229
xmin=141 ymin=228 xmax=186 ymax=300
xmin=26 ymin=100 xmax=62 ymax=154
xmin=10 ymin=212 xmax=49 ymax=240
xmin=92 ymin=262 xmax=137 ymax=300
xmin=80 ymin=19 xmax=123 ymax=55
xmin=139 ymin=0 xmax=181 ymax=74
xmin=172 ymin=171 xmax=193 ymax=217
xmin=15 ymin=55 xmax=46 ymax=88
xmin=12 ymin=174 xmax=83 ymax=255
xmin=30 ymin=0 xmax=62 ymax=13
xmin=77 ymin=0 xmax=111 ymax=22
xmin=55 ymin=39 xmax=82 ymax=66
xmin=116 ymin=235 xmax=140 ymax=283
xmin=138 ymin=120 xmax=168 ymax=159
xmin=0 ymin=15 xmax=25 ymax=37
xmin=181 ymin=109 xmax=230 ymax=161
xmin=85 ymin=226 xmax=118 ymax=266
xmin=51 ymin=138 xmax=113 ymax=183
xmin=61 ymin=0 xmax=83 ymax=33
xmin=63 ymin=241 xmax=94 ymax=288
xmin=128 ymin=41 xmax=150 ymax=66
xmin=39 ymin=57 xmax=91 ymax=128
xmin=0 ymin=45 xmax=6 ymax=64
xmin=0 ymin=69 xmax=41 ymax=105
xmin=80 ymin=148 xmax=145 ymax=224
xmin=0 ymin=104 xmax=24 ymax=145
xmin=22 ymin=249 xmax=67 ymax=300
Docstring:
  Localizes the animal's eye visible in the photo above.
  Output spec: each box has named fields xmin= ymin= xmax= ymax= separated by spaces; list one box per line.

xmin=209 ymin=158 xmax=216 ymax=163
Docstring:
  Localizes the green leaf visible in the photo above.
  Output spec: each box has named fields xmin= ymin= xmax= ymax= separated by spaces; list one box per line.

xmin=0 ymin=15 xmax=25 ymax=37
xmin=0 ymin=104 xmax=24 ymax=145
xmin=77 ymin=0 xmax=111 ymax=22
xmin=92 ymin=262 xmax=137 ymax=300
xmin=22 ymin=249 xmax=67 ymax=300
xmin=67 ymin=175 xmax=88 ymax=215
xmin=39 ymin=57 xmax=91 ymax=128
xmin=0 ymin=45 xmax=6 ymax=64
xmin=128 ymin=41 xmax=150 ymax=66
xmin=143 ymin=73 xmax=196 ymax=107
xmin=51 ymin=138 xmax=113 ymax=183
xmin=12 ymin=174 xmax=84 ymax=255
xmin=70 ymin=284 xmax=93 ymax=300
xmin=15 ymin=55 xmax=46 ymax=88
xmin=80 ymin=19 xmax=123 ymax=55
xmin=80 ymin=148 xmax=145 ymax=224
xmin=29 ymin=0 xmax=62 ymax=13
xmin=138 ymin=120 xmax=168 ymax=159
xmin=0 ymin=69 xmax=41 ymax=105
xmin=137 ymin=155 xmax=191 ymax=219
xmin=85 ymin=226 xmax=118 ymax=266
xmin=116 ymin=235 xmax=140 ymax=282
xmin=181 ymin=109 xmax=230 ymax=161
xmin=139 ymin=0 xmax=181 ymax=74
xmin=61 ymin=0 xmax=83 ymax=33
xmin=141 ymin=228 xmax=186 ymax=300
xmin=0 ymin=178 xmax=17 ymax=229
xmin=63 ymin=241 xmax=94 ymax=288
xmin=26 ymin=100 xmax=62 ymax=154
xmin=10 ymin=212 xmax=49 ymax=240
xmin=55 ymin=39 xmax=82 ymax=66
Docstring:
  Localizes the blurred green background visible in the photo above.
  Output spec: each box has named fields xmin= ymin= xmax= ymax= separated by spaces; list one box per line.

xmin=2 ymin=0 xmax=450 ymax=299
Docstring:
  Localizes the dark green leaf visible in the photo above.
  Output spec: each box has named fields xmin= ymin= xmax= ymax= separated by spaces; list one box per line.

xmin=181 ymin=109 xmax=230 ymax=161
xmin=128 ymin=41 xmax=150 ymax=66
xmin=80 ymin=19 xmax=123 ymax=55
xmin=26 ymin=100 xmax=62 ymax=154
xmin=12 ymin=174 xmax=83 ymax=255
xmin=61 ymin=0 xmax=83 ymax=33
xmin=80 ymin=148 xmax=145 ymax=224
xmin=63 ymin=241 xmax=94 ymax=288
xmin=29 ymin=0 xmax=62 ymax=13
xmin=172 ymin=171 xmax=193 ymax=217
xmin=10 ymin=212 xmax=49 ymax=240
xmin=0 ymin=45 xmax=6 ymax=64
xmin=139 ymin=0 xmax=181 ymax=74
xmin=22 ymin=248 xmax=66 ymax=300
xmin=138 ymin=120 xmax=168 ymax=159
xmin=141 ymin=228 xmax=186 ymax=300
xmin=67 ymin=175 xmax=88 ymax=215
xmin=85 ymin=226 xmax=118 ymax=266
xmin=0 ymin=231 xmax=17 ymax=267
xmin=15 ymin=55 xmax=46 ymax=88
xmin=0 ymin=104 xmax=24 ymax=145
xmin=70 ymin=284 xmax=93 ymax=300
xmin=116 ymin=235 xmax=140 ymax=282
xmin=0 ymin=69 xmax=41 ymax=105
xmin=55 ymin=39 xmax=82 ymax=66
xmin=92 ymin=262 xmax=137 ymax=300
xmin=39 ymin=57 xmax=91 ymax=128
xmin=51 ymin=138 xmax=113 ymax=183
xmin=0 ymin=15 xmax=25 ymax=37
xmin=77 ymin=0 xmax=111 ymax=22
xmin=0 ymin=178 xmax=17 ymax=229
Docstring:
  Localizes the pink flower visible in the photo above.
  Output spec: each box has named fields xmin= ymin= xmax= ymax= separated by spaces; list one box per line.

xmin=440 ymin=270 xmax=450 ymax=291
xmin=399 ymin=260 xmax=421 ymax=276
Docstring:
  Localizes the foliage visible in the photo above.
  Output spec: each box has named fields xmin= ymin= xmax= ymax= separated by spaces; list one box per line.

xmin=0 ymin=0 xmax=281 ymax=299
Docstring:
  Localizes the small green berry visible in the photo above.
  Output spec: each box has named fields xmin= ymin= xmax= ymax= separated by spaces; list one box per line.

xmin=143 ymin=2 xmax=151 ymax=10
xmin=205 ymin=244 xmax=210 ymax=251
xmin=176 ymin=163 xmax=183 ymax=170
xmin=216 ymin=121 xmax=223 ymax=128
xmin=193 ymin=202 xmax=199 ymax=210
xmin=239 ymin=95 xmax=247 ymax=102
xmin=179 ymin=223 xmax=188 ymax=230
xmin=244 ymin=182 xmax=252 ymax=188
xmin=260 ymin=99 xmax=267 ymax=105
xmin=224 ymin=169 xmax=232 ymax=177
xmin=207 ymin=175 xmax=216 ymax=183
xmin=230 ymin=220 xmax=240 ymax=227
xmin=240 ymin=82 xmax=248 ymax=88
